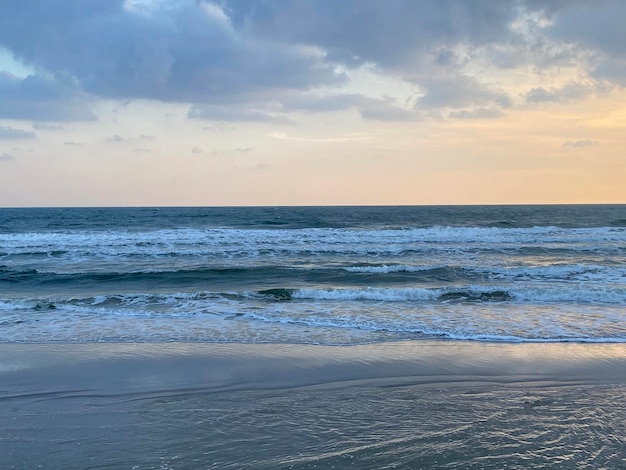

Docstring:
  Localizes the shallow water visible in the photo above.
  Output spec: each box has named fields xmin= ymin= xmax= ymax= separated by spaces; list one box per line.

xmin=3 ymin=382 xmax=625 ymax=469
xmin=2 ymin=342 xmax=626 ymax=469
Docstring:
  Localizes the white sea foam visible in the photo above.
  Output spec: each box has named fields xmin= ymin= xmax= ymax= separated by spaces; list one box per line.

xmin=2 ymin=212 xmax=625 ymax=344
xmin=287 ymin=285 xmax=626 ymax=304
xmin=292 ymin=287 xmax=439 ymax=301
xmin=2 ymin=225 xmax=623 ymax=261
xmin=343 ymin=264 xmax=437 ymax=273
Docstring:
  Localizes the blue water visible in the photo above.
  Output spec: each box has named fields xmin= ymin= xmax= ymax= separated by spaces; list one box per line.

xmin=1 ymin=205 xmax=625 ymax=344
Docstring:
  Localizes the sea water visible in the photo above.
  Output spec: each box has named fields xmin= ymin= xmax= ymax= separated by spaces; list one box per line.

xmin=2 ymin=205 xmax=626 ymax=469
xmin=1 ymin=205 xmax=625 ymax=344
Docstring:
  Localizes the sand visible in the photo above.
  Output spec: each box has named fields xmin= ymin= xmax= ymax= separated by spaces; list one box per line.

xmin=2 ymin=341 xmax=626 ymax=469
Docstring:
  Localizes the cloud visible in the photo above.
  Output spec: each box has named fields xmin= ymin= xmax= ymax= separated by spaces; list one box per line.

xmin=525 ymin=83 xmax=592 ymax=104
xmin=448 ymin=107 xmax=505 ymax=119
xmin=32 ymin=122 xmax=65 ymax=131
xmin=534 ymin=2 xmax=626 ymax=85
xmin=591 ymin=58 xmax=626 ymax=86
xmin=202 ymin=123 xmax=231 ymax=131
xmin=0 ymin=72 xmax=96 ymax=121
xmin=188 ymin=105 xmax=293 ymax=124
xmin=189 ymin=92 xmax=421 ymax=123
xmin=64 ymin=141 xmax=84 ymax=147
xmin=357 ymin=101 xmax=421 ymax=121
xmin=282 ymin=93 xmax=421 ymax=121
xmin=251 ymin=162 xmax=272 ymax=171
xmin=0 ymin=0 xmax=343 ymax=104
xmin=0 ymin=152 xmax=14 ymax=161
xmin=544 ymin=2 xmax=626 ymax=57
xmin=106 ymin=134 xmax=125 ymax=142
xmin=223 ymin=0 xmax=519 ymax=71
xmin=416 ymin=74 xmax=512 ymax=110
xmin=562 ymin=139 xmax=598 ymax=148
xmin=268 ymin=132 xmax=369 ymax=143
xmin=0 ymin=125 xmax=36 ymax=139
xmin=525 ymin=87 xmax=557 ymax=103
xmin=0 ymin=0 xmax=624 ymax=124
xmin=191 ymin=147 xmax=203 ymax=154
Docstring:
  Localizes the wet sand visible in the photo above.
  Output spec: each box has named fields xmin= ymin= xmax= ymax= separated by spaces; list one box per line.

xmin=2 ymin=341 xmax=626 ymax=468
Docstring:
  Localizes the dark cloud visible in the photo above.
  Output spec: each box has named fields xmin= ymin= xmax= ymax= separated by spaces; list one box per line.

xmin=222 ymin=0 xmax=518 ymax=71
xmin=592 ymin=59 xmax=626 ymax=86
xmin=525 ymin=83 xmax=593 ymax=104
xmin=191 ymin=147 xmax=203 ymax=154
xmin=416 ymin=75 xmax=512 ymax=110
xmin=0 ymin=0 xmax=624 ymax=123
xmin=525 ymin=87 xmax=558 ymax=103
xmin=538 ymin=2 xmax=626 ymax=84
xmin=545 ymin=1 xmax=626 ymax=57
xmin=0 ymin=0 xmax=342 ymax=104
xmin=0 ymin=72 xmax=96 ymax=121
xmin=0 ymin=125 xmax=36 ymax=139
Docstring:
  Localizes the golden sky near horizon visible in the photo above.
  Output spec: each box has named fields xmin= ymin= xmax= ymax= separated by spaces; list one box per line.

xmin=1 ymin=1 xmax=625 ymax=206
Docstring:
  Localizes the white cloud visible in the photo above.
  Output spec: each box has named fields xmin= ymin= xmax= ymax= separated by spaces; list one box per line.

xmin=268 ymin=132 xmax=369 ymax=143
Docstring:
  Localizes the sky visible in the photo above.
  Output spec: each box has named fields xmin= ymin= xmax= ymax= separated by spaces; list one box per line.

xmin=0 ymin=0 xmax=625 ymax=207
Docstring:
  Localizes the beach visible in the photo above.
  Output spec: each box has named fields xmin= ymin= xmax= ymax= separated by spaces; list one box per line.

xmin=2 ymin=341 xmax=626 ymax=469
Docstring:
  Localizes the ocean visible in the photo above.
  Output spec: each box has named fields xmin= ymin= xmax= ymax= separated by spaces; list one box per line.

xmin=1 ymin=205 xmax=625 ymax=345
xmin=2 ymin=205 xmax=626 ymax=469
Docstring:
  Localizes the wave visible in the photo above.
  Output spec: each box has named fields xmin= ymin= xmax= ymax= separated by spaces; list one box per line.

xmin=5 ymin=258 xmax=623 ymax=290
xmin=3 ymin=286 xmax=625 ymax=344
xmin=2 ymin=225 xmax=624 ymax=251
xmin=254 ymin=286 xmax=625 ymax=304
xmin=343 ymin=263 xmax=625 ymax=284
xmin=0 ymin=265 xmax=308 ymax=287
xmin=344 ymin=264 xmax=447 ymax=274
xmin=3 ymin=280 xmax=624 ymax=312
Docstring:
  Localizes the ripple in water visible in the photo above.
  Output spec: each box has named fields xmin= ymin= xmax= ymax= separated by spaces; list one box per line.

xmin=133 ymin=383 xmax=626 ymax=469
